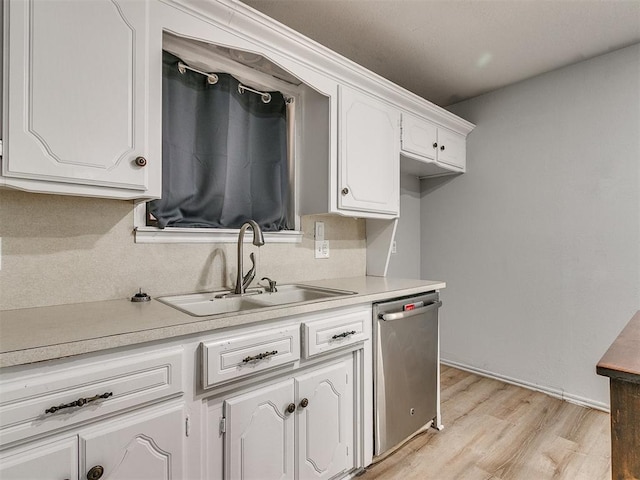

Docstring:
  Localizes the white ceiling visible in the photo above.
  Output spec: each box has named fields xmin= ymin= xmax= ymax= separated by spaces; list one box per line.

xmin=241 ymin=0 xmax=640 ymax=106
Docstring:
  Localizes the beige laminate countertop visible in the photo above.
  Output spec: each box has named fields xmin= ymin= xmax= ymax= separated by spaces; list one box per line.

xmin=0 ymin=276 xmax=445 ymax=368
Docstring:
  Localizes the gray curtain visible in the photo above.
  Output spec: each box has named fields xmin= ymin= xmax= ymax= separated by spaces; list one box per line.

xmin=149 ymin=51 xmax=290 ymax=231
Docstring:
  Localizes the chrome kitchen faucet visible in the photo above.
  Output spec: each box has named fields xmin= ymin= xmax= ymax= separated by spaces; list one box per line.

xmin=234 ymin=220 xmax=265 ymax=295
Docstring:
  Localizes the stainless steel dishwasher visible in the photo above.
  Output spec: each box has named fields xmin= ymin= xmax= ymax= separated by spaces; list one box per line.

xmin=373 ymin=291 xmax=442 ymax=457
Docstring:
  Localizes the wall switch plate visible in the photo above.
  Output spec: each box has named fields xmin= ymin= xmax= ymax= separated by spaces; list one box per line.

xmin=314 ymin=221 xmax=325 ymax=241
xmin=314 ymin=240 xmax=330 ymax=259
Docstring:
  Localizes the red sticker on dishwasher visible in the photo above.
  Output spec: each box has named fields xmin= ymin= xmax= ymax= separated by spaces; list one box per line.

xmin=404 ymin=303 xmax=416 ymax=311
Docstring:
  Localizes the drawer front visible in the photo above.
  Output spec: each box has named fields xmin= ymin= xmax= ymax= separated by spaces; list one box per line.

xmin=0 ymin=347 xmax=183 ymax=447
xmin=303 ymin=310 xmax=369 ymax=358
xmin=202 ymin=325 xmax=300 ymax=388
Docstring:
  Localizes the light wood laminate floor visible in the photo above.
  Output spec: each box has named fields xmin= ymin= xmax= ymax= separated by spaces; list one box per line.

xmin=361 ymin=365 xmax=611 ymax=480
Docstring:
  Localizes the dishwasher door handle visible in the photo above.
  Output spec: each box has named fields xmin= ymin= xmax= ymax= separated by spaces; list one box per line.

xmin=379 ymin=300 xmax=442 ymax=321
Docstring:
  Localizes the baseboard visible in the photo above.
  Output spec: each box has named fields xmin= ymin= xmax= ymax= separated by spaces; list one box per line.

xmin=441 ymin=359 xmax=610 ymax=413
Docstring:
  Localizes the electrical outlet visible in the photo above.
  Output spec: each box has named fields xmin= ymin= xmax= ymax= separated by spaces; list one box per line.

xmin=314 ymin=240 xmax=330 ymax=259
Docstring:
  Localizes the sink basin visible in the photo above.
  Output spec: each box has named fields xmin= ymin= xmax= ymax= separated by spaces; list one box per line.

xmin=157 ymin=284 xmax=357 ymax=317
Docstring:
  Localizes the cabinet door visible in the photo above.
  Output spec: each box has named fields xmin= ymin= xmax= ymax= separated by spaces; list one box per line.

xmin=224 ymin=379 xmax=295 ymax=480
xmin=338 ymin=85 xmax=399 ymax=216
xmin=4 ymin=0 xmax=154 ymax=195
xmin=296 ymin=357 xmax=354 ymax=480
xmin=437 ymin=128 xmax=466 ymax=170
xmin=79 ymin=404 xmax=184 ymax=480
xmin=400 ymin=112 xmax=438 ymax=160
xmin=0 ymin=436 xmax=78 ymax=480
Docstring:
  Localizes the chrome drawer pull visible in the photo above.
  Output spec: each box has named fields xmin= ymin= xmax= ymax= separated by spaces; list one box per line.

xmin=45 ymin=392 xmax=113 ymax=414
xmin=242 ymin=350 xmax=278 ymax=363
xmin=332 ymin=330 xmax=356 ymax=340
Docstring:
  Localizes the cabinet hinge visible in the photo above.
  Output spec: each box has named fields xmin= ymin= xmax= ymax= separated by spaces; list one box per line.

xmin=185 ymin=415 xmax=190 ymax=437
xmin=220 ymin=417 xmax=227 ymax=434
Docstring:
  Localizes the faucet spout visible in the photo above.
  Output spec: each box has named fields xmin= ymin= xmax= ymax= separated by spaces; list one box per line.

xmin=234 ymin=220 xmax=264 ymax=295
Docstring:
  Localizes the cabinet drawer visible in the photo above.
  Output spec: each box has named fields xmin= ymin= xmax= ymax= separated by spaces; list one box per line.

xmin=303 ymin=310 xmax=369 ymax=358
xmin=202 ymin=325 xmax=300 ymax=388
xmin=0 ymin=347 xmax=183 ymax=446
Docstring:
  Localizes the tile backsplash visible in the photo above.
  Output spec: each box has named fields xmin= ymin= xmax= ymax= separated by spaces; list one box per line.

xmin=0 ymin=190 xmax=366 ymax=311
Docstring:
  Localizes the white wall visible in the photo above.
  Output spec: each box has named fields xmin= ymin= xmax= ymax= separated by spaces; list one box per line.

xmin=387 ymin=173 xmax=421 ymax=279
xmin=421 ymin=44 xmax=640 ymax=409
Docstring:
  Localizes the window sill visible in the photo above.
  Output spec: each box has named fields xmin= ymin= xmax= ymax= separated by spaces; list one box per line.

xmin=134 ymin=226 xmax=303 ymax=244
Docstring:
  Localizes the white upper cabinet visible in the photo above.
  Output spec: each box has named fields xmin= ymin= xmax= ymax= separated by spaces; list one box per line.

xmin=436 ymin=127 xmax=466 ymax=170
xmin=2 ymin=0 xmax=160 ymax=199
xmin=401 ymin=113 xmax=438 ymax=160
xmin=1 ymin=0 xmax=473 ymax=206
xmin=400 ymin=112 xmax=467 ymax=177
xmin=338 ymin=85 xmax=400 ymax=217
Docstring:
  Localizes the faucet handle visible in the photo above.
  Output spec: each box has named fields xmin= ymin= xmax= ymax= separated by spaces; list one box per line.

xmin=242 ymin=253 xmax=257 ymax=292
xmin=261 ymin=277 xmax=278 ymax=293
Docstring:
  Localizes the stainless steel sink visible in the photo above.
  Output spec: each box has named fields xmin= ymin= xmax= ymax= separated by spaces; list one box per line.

xmin=157 ymin=284 xmax=356 ymax=317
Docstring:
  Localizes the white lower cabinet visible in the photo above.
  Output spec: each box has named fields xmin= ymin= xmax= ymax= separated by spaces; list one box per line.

xmin=223 ymin=355 xmax=354 ymax=480
xmin=296 ymin=358 xmax=354 ymax=479
xmin=0 ymin=306 xmax=373 ymax=480
xmin=0 ymin=346 xmax=186 ymax=480
xmin=224 ymin=379 xmax=295 ymax=480
xmin=0 ymin=402 xmax=184 ymax=480
xmin=79 ymin=403 xmax=185 ymax=480
xmin=0 ymin=436 xmax=78 ymax=480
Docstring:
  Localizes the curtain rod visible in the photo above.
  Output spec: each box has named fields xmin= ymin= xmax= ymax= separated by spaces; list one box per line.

xmin=177 ymin=60 xmax=293 ymax=105
xmin=177 ymin=61 xmax=218 ymax=85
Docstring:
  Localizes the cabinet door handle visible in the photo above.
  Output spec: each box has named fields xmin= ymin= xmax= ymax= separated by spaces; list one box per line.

xmin=299 ymin=398 xmax=309 ymax=408
xmin=341 ymin=187 xmax=349 ymax=195
xmin=134 ymin=156 xmax=147 ymax=167
xmin=86 ymin=465 xmax=104 ymax=480
xmin=242 ymin=350 xmax=278 ymax=363
xmin=45 ymin=392 xmax=113 ymax=414
xmin=332 ymin=330 xmax=356 ymax=340
xmin=440 ymin=145 xmax=445 ymax=151
xmin=286 ymin=402 xmax=296 ymax=414
xmin=432 ymin=142 xmax=438 ymax=148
